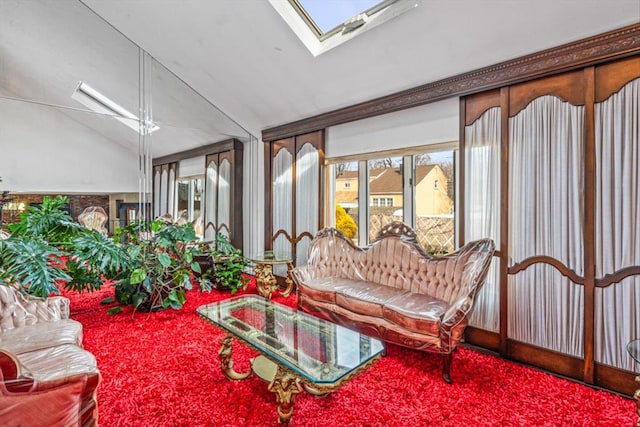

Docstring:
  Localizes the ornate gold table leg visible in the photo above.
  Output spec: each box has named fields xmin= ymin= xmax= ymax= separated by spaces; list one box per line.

xmin=255 ymin=263 xmax=278 ymax=299
xmin=267 ymin=365 xmax=302 ymax=424
xmin=218 ymin=334 xmax=251 ymax=381
xmin=280 ymin=262 xmax=295 ymax=298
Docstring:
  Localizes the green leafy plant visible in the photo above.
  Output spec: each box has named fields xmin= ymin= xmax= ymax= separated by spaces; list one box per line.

xmin=207 ymin=233 xmax=249 ymax=294
xmin=0 ymin=196 xmax=129 ymax=297
xmin=111 ymin=219 xmax=211 ymax=313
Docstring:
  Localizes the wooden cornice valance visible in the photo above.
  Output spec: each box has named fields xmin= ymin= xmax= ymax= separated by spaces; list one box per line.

xmin=262 ymin=23 xmax=640 ymax=142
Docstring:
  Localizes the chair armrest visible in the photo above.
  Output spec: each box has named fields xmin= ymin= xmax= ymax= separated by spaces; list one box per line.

xmin=0 ymin=349 xmax=23 ymax=383
xmin=0 ymin=285 xmax=70 ymax=329
xmin=46 ymin=296 xmax=70 ymax=320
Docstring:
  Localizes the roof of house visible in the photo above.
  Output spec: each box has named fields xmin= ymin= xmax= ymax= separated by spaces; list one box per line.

xmin=335 ymin=190 xmax=359 ymax=204
xmin=369 ymin=164 xmax=436 ymax=194
xmin=336 ymin=170 xmax=358 ymax=179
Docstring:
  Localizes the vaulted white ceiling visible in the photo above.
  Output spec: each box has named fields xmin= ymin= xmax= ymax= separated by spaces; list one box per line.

xmin=82 ymin=0 xmax=640 ymax=137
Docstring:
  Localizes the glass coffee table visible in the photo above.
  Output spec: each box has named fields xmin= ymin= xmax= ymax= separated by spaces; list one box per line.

xmin=197 ymin=295 xmax=385 ymax=424
xmin=627 ymin=339 xmax=640 ymax=427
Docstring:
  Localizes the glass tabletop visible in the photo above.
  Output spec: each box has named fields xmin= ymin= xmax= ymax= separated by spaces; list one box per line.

xmin=628 ymin=339 xmax=640 ymax=364
xmin=246 ymin=251 xmax=292 ymax=263
xmin=197 ymin=295 xmax=385 ymax=384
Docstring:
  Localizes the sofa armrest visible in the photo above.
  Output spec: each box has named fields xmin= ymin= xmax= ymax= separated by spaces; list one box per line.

xmin=441 ymin=296 xmax=472 ymax=329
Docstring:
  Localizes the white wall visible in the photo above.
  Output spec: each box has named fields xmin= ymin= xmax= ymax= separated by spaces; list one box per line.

xmin=326 ymin=97 xmax=459 ymax=158
xmin=0 ymin=99 xmax=139 ymax=193
xmin=178 ymin=156 xmax=206 ymax=178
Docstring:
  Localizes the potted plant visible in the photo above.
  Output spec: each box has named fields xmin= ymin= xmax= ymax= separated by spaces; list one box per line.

xmin=111 ymin=219 xmax=211 ymax=313
xmin=207 ymin=233 xmax=249 ymax=294
xmin=0 ymin=196 xmax=128 ymax=298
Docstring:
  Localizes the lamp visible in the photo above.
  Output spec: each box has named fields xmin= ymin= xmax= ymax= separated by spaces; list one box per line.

xmin=71 ymin=82 xmax=159 ymax=135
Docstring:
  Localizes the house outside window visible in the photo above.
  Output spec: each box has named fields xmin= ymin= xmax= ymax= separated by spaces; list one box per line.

xmin=328 ymin=145 xmax=455 ymax=254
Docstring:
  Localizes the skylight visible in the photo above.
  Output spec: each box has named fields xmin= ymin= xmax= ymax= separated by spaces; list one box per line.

xmin=71 ymin=82 xmax=159 ymax=135
xmin=295 ymin=0 xmax=385 ymax=37
xmin=270 ymin=0 xmax=418 ymax=56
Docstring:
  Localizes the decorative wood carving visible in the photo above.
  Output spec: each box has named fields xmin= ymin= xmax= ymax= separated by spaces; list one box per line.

xmin=262 ymin=24 xmax=640 ymax=141
xmin=507 ymin=256 xmax=585 ymax=285
xmin=596 ymin=266 xmax=640 ymax=288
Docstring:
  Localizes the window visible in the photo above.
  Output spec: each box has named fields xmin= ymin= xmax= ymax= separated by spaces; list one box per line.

xmin=294 ymin=0 xmax=389 ymax=38
xmin=328 ymin=144 xmax=456 ymax=253
xmin=334 ymin=161 xmax=359 ymax=243
xmin=176 ymin=176 xmax=203 ymax=223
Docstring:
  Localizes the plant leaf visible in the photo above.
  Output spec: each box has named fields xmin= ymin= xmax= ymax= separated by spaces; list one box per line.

xmin=158 ymin=252 xmax=171 ymax=268
xmin=130 ymin=268 xmax=147 ymax=285
xmin=107 ymin=306 xmax=123 ymax=315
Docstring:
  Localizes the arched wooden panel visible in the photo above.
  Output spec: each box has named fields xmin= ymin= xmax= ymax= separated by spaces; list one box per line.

xmin=595 ymin=55 xmax=640 ymax=102
xmin=509 ymin=69 xmax=586 ymax=116
xmin=464 ymin=89 xmax=501 ymax=126
xmin=294 ymin=131 xmax=324 ymax=154
xmin=273 ymin=137 xmax=295 ymax=157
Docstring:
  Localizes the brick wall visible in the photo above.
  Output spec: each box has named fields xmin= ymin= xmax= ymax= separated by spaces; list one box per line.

xmin=1 ymin=194 xmax=110 ymax=225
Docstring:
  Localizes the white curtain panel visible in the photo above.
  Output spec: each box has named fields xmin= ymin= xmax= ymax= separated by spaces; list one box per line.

xmin=153 ymin=169 xmax=161 ymax=218
xmin=594 ymin=78 xmax=640 ymax=371
xmin=272 ymin=148 xmax=293 ymax=276
xmin=295 ymin=143 xmax=320 ymax=267
xmin=508 ymin=95 xmax=585 ymax=357
xmin=205 ymin=161 xmax=218 ymax=241
xmin=159 ymin=169 xmax=168 ymax=217
xmin=465 ymin=107 xmax=501 ymax=332
xmin=167 ymin=168 xmax=176 ymax=218
xmin=217 ymin=159 xmax=231 ymax=238
xmin=243 ymin=136 xmax=265 ymax=258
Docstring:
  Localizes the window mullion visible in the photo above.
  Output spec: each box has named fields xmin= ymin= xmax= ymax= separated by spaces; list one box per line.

xmin=403 ymin=155 xmax=414 ymax=227
xmin=358 ymin=159 xmax=368 ymax=247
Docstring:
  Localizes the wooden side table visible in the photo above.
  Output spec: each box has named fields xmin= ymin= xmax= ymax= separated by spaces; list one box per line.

xmin=247 ymin=252 xmax=294 ymax=300
xmin=628 ymin=340 xmax=640 ymax=427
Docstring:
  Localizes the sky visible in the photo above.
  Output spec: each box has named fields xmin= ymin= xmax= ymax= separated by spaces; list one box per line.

xmin=298 ymin=0 xmax=382 ymax=33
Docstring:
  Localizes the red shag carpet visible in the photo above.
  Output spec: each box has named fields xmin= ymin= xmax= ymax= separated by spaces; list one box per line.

xmin=65 ymin=281 xmax=636 ymax=427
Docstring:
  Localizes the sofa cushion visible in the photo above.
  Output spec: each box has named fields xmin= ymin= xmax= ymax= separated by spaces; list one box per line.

xmin=298 ymin=277 xmax=374 ymax=304
xmin=336 ymin=282 xmax=408 ymax=318
xmin=16 ymin=344 xmax=98 ymax=382
xmin=382 ymin=292 xmax=449 ymax=336
xmin=0 ymin=319 xmax=83 ymax=355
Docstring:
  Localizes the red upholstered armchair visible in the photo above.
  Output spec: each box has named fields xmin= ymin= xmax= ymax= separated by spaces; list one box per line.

xmin=0 ymin=284 xmax=100 ymax=426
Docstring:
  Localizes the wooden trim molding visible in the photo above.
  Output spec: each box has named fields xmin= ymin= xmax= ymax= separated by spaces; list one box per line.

xmin=262 ymin=24 xmax=640 ymax=141
xmin=466 ymin=327 xmax=640 ymax=397
xmin=507 ymin=256 xmax=585 ymax=285
xmin=153 ymin=138 xmax=242 ymax=166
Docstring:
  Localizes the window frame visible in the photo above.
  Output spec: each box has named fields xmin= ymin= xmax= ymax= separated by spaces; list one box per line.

xmin=326 ymin=141 xmax=458 ymax=248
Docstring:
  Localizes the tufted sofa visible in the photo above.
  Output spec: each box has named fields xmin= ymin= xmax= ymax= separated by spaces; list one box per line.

xmin=292 ymin=223 xmax=495 ymax=383
xmin=0 ymin=284 xmax=100 ymax=426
